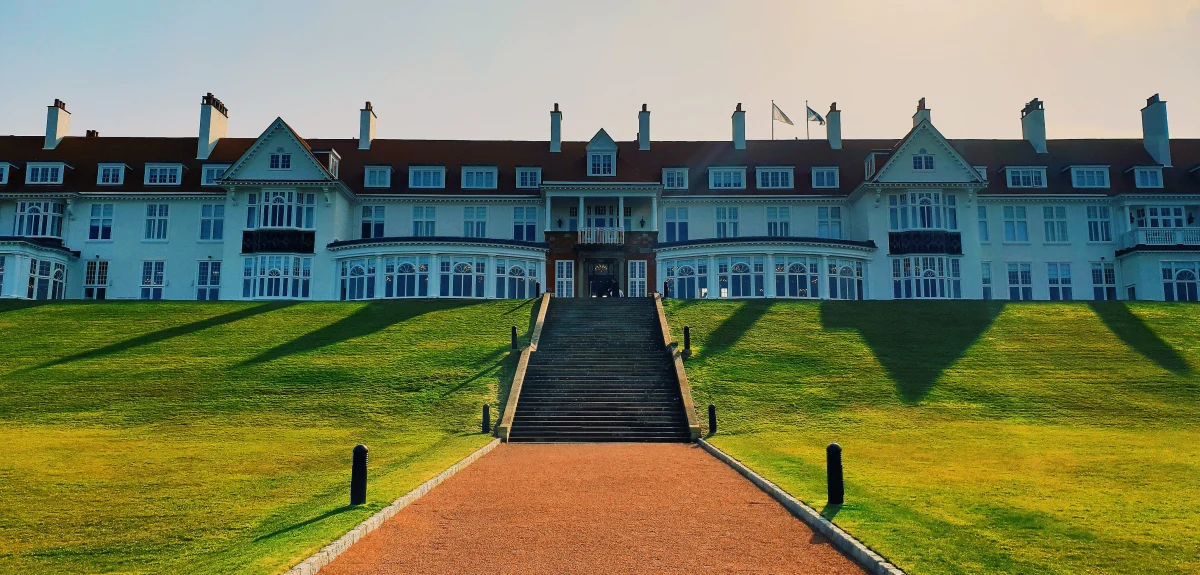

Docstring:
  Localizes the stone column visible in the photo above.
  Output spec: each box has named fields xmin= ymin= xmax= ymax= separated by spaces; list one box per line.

xmin=819 ymin=255 xmax=829 ymax=299
xmin=544 ymin=196 xmax=552 ymax=232
xmin=651 ymin=196 xmax=659 ymax=232
xmin=486 ymin=255 xmax=496 ymax=299
xmin=766 ymin=253 xmax=776 ymax=298
xmin=708 ymin=255 xmax=718 ymax=299
xmin=430 ymin=253 xmax=440 ymax=298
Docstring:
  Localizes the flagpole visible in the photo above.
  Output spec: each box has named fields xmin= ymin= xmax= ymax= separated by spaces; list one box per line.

xmin=771 ymin=100 xmax=775 ymax=141
xmin=806 ymin=100 xmax=810 ymax=140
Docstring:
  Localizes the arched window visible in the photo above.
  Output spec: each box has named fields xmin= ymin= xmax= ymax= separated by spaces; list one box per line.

xmin=776 ymin=258 xmax=817 ymax=298
xmin=1163 ymin=263 xmax=1199 ymax=302
xmin=384 ymin=257 xmax=428 ymax=298
xmin=913 ymin=148 xmax=934 ymax=170
xmin=340 ymin=259 xmax=376 ymax=301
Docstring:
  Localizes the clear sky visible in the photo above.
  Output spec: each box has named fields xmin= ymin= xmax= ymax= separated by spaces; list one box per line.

xmin=2 ymin=0 xmax=1199 ymax=142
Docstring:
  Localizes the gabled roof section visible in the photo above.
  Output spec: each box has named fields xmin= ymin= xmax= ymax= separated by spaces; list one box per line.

xmin=221 ymin=117 xmax=334 ymax=183
xmin=585 ymin=129 xmax=618 ymax=151
xmin=871 ymin=120 xmax=984 ymax=185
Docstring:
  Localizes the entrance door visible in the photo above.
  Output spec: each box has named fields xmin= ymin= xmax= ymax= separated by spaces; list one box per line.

xmin=628 ymin=260 xmax=646 ymax=297
xmin=555 ymin=260 xmax=574 ymax=298
xmin=587 ymin=260 xmax=617 ymax=297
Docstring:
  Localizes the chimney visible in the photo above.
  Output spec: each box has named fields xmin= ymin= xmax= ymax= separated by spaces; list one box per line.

xmin=1021 ymin=98 xmax=1047 ymax=154
xmin=85 ymin=130 xmax=99 ymax=138
xmin=359 ymin=101 xmax=377 ymax=150
xmin=826 ymin=102 xmax=842 ymax=150
xmin=197 ymin=93 xmax=229 ymax=160
xmin=44 ymin=99 xmax=70 ymax=150
xmin=638 ymin=104 xmax=650 ymax=151
xmin=550 ymin=103 xmax=562 ymax=153
xmin=1141 ymin=94 xmax=1171 ymax=167
xmin=912 ymin=97 xmax=931 ymax=126
xmin=732 ymin=103 xmax=746 ymax=150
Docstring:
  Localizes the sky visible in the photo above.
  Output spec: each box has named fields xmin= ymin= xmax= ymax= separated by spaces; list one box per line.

xmin=2 ymin=0 xmax=1199 ymax=143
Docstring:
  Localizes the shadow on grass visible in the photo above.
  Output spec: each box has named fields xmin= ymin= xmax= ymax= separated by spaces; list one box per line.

xmin=0 ymin=300 xmax=50 ymax=314
xmin=252 ymin=505 xmax=357 ymax=542
xmin=820 ymin=301 xmax=1003 ymax=403
xmin=240 ymin=299 xmax=473 ymax=366
xmin=820 ymin=503 xmax=842 ymax=520
xmin=493 ymin=300 xmax=542 ymax=432
xmin=1088 ymin=302 xmax=1191 ymax=375
xmin=502 ymin=298 xmax=534 ymax=316
xmin=35 ymin=302 xmax=296 ymax=370
xmin=700 ymin=300 xmax=772 ymax=357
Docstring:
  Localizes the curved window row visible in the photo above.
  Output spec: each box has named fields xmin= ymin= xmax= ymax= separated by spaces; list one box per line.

xmin=338 ymin=254 xmax=543 ymax=301
xmin=662 ymin=254 xmax=866 ymax=300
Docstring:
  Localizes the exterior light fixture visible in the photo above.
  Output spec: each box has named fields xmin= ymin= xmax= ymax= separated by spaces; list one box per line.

xmin=639 ymin=217 xmax=646 ymax=228
xmin=557 ymin=218 xmax=563 ymax=228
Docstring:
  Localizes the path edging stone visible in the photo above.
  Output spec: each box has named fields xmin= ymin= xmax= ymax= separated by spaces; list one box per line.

xmin=697 ymin=439 xmax=906 ymax=575
xmin=282 ymin=437 xmax=502 ymax=575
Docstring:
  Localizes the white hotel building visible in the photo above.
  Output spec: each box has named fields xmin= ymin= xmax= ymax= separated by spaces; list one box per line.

xmin=0 ymin=94 xmax=1197 ymax=303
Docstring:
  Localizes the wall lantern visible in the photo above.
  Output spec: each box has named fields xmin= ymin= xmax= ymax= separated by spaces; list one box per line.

xmin=639 ymin=217 xmax=646 ymax=229
xmin=557 ymin=218 xmax=563 ymax=228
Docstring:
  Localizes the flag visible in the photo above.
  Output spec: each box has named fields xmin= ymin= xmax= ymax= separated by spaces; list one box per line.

xmin=772 ymin=103 xmax=794 ymax=126
xmin=807 ymin=106 xmax=826 ymax=126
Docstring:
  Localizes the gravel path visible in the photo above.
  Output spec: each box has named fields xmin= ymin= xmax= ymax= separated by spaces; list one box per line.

xmin=321 ymin=443 xmax=865 ymax=574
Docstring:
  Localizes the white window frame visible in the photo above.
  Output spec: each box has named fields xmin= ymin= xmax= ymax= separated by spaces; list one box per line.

xmin=709 ymin=168 xmax=746 ymax=190
xmin=817 ymin=206 xmax=842 ymax=239
xmin=140 ymin=260 xmax=166 ymax=300
xmin=912 ymin=148 xmax=935 ymax=170
xmin=14 ymin=201 xmax=65 ymax=238
xmin=516 ymin=167 xmax=542 ymax=189
xmin=513 ymin=206 xmax=538 ymax=241
xmin=412 ymin=206 xmax=437 ymax=237
xmin=268 ymin=150 xmax=292 ymax=171
xmin=1005 ymin=167 xmax=1047 ymax=189
xmin=1091 ymin=262 xmax=1118 ymax=301
xmin=766 ymin=206 xmax=791 ymax=237
xmin=555 ymin=260 xmax=575 ymax=298
xmin=663 ymin=168 xmax=688 ymax=190
xmin=1086 ymin=205 xmax=1113 ymax=243
xmin=978 ymin=206 xmax=989 ymax=242
xmin=144 ymin=163 xmax=182 ymax=186
xmin=1042 ymin=205 xmax=1069 ymax=243
xmin=0 ymin=163 xmax=9 ymax=185
xmin=383 ymin=256 xmax=431 ymax=298
xmin=756 ymin=167 xmax=794 ymax=189
xmin=973 ymin=165 xmax=988 ymax=181
xmin=588 ymin=153 xmax=615 ymax=176
xmin=1135 ymin=206 xmax=1185 ymax=229
xmin=202 ymin=164 xmax=230 ymax=186
xmin=197 ymin=260 xmax=221 ymax=301
xmin=254 ymin=190 xmax=316 ymax=230
xmin=409 ymin=167 xmax=446 ymax=189
xmin=1134 ymin=167 xmax=1163 ymax=189
xmin=887 ymin=192 xmax=958 ymax=231
xmin=716 ymin=206 xmax=740 ymax=238
xmin=339 ymin=258 xmax=378 ymax=301
xmin=981 ymin=262 xmax=993 ymax=300
xmin=1002 ymin=205 xmax=1029 ymax=242
xmin=1047 ymin=262 xmax=1073 ymax=301
xmin=88 ymin=203 xmax=114 ymax=241
xmin=463 ymin=206 xmax=487 ymax=238
xmin=242 ymin=254 xmax=313 ymax=299
xmin=665 ymin=207 xmax=688 ymax=242
xmin=812 ymin=167 xmax=839 ymax=189
xmin=84 ymin=259 xmax=109 ymax=300
xmin=25 ymin=162 xmax=65 ymax=185
xmin=1070 ymin=166 xmax=1109 ymax=189
xmin=27 ymin=258 xmax=67 ymax=300
xmin=199 ymin=204 xmax=225 ymax=241
xmin=364 ymin=166 xmax=391 ymax=188
xmin=144 ymin=203 xmax=170 ymax=241
xmin=1007 ymin=262 xmax=1034 ymax=301
xmin=461 ymin=167 xmax=498 ymax=189
xmin=361 ymin=205 xmax=386 ymax=239
xmin=891 ymin=256 xmax=961 ymax=299
xmin=97 ymin=163 xmax=125 ymax=185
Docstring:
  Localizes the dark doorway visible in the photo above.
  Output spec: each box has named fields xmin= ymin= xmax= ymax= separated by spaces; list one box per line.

xmin=587 ymin=259 xmax=620 ymax=297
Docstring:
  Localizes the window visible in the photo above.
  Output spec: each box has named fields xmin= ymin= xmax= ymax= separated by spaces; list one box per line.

xmin=709 ymin=169 xmax=746 ymax=189
xmin=255 ymin=190 xmax=316 ymax=229
xmin=567 ymin=206 xmax=579 ymax=231
xmin=887 ymin=192 xmax=958 ymax=231
xmin=1071 ymin=167 xmax=1109 ymax=188
xmin=830 ymin=259 xmax=866 ymax=300
xmin=339 ymin=258 xmax=377 ymax=301
xmin=0 ymin=164 xmax=7 ymax=184
xmin=716 ymin=257 xmax=765 ymax=298
xmin=1162 ymin=262 xmax=1199 ymax=302
xmin=462 ymin=167 xmax=498 ymax=189
xmin=513 ymin=207 xmax=538 ymax=241
xmin=361 ymin=206 xmax=385 ymax=239
xmin=1135 ymin=167 xmax=1163 ymax=189
xmin=1091 ymin=262 xmax=1117 ymax=300
xmin=197 ymin=261 xmax=221 ymax=300
xmin=412 ymin=206 xmax=436 ymax=236
xmin=1086 ymin=206 xmax=1112 ymax=242
xmin=767 ymin=207 xmax=791 ymax=237
xmin=664 ymin=259 xmax=709 ymax=299
xmin=140 ymin=261 xmax=165 ymax=300
xmin=1007 ymin=262 xmax=1033 ymax=300
xmin=84 ymin=204 xmax=114 ymax=241
xmin=663 ymin=169 xmax=688 ymax=189
xmin=26 ymin=163 xmax=64 ymax=184
xmin=555 ymin=260 xmax=575 ymax=298
xmin=812 ymin=168 xmax=839 ymax=188
xmin=974 ymin=166 xmax=988 ymax=181
xmin=199 ymin=204 xmax=224 ymax=241
xmin=145 ymin=164 xmax=181 ymax=185
xmin=497 ymin=259 xmax=539 ymax=299
xmin=982 ymin=262 xmax=993 ymax=300
xmin=463 ymin=206 xmax=487 ymax=237
xmin=589 ymin=153 xmax=614 ymax=176
xmin=98 ymin=164 xmax=124 ymax=185
xmin=144 ymin=204 xmax=169 ymax=240
xmin=586 ymin=205 xmax=616 ymax=228
xmin=818 ymin=206 xmax=842 ymax=239
xmin=84 ymin=260 xmax=109 ymax=300
xmin=912 ymin=148 xmax=934 ymax=170
xmin=242 ymin=255 xmax=312 ymax=299
xmin=1006 ymin=168 xmax=1047 ymax=188
xmin=0 ymin=255 xmax=5 ymax=295
xmin=384 ymin=256 xmax=430 ymax=298
xmin=440 ymin=257 xmax=486 ymax=297
xmin=202 ymin=164 xmax=229 ymax=186
xmin=1003 ymin=206 xmax=1029 ymax=242
xmin=891 ymin=256 xmax=961 ymax=299
xmin=365 ymin=167 xmax=391 ymax=188
xmin=716 ymin=206 xmax=739 ymax=238
xmin=978 ymin=206 xmax=989 ymax=242
xmin=774 ymin=257 xmax=818 ymax=298
xmin=409 ymin=167 xmax=445 ymax=188
xmin=1047 ymin=263 xmax=1073 ymax=300
xmin=27 ymin=259 xmax=66 ymax=300
xmin=1042 ymin=206 xmax=1069 ymax=243
xmin=757 ymin=168 xmax=793 ymax=189
xmin=665 ymin=207 xmax=688 ymax=242
xmin=15 ymin=201 xmax=65 ymax=238
xmin=1135 ymin=206 xmax=1185 ymax=228
xmin=245 ymin=193 xmax=259 ymax=229
xmin=268 ymin=151 xmax=292 ymax=170
xmin=516 ymin=168 xmax=542 ymax=189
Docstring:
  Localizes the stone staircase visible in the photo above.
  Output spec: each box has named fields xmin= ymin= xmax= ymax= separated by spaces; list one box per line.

xmin=507 ymin=297 xmax=692 ymax=443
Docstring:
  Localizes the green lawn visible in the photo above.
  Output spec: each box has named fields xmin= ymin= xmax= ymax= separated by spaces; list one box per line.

xmin=0 ymin=299 xmax=535 ymax=575
xmin=665 ymin=300 xmax=1200 ymax=575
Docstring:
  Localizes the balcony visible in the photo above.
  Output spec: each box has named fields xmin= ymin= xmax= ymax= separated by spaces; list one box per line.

xmin=1117 ymin=228 xmax=1200 ymax=256
xmin=578 ymin=227 xmax=625 ymax=245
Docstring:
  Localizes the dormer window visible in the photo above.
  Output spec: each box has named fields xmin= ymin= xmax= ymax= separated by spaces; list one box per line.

xmin=1135 ymin=167 xmax=1163 ymax=188
xmin=589 ymin=153 xmax=614 ymax=176
xmin=757 ymin=167 xmax=793 ymax=189
xmin=462 ymin=167 xmax=498 ymax=189
xmin=268 ymin=149 xmax=292 ymax=170
xmin=516 ymin=167 xmax=542 ymax=189
xmin=812 ymin=167 xmax=839 ymax=189
xmin=0 ymin=163 xmax=9 ymax=185
xmin=365 ymin=166 xmax=391 ymax=188
xmin=26 ymin=163 xmax=64 ymax=184
xmin=98 ymin=164 xmax=125 ymax=185
xmin=1070 ymin=167 xmax=1109 ymax=188
xmin=409 ymin=167 xmax=445 ymax=189
xmin=973 ymin=165 xmax=988 ymax=181
xmin=913 ymin=148 xmax=934 ymax=170
xmin=663 ymin=168 xmax=688 ymax=189
xmin=1006 ymin=167 xmax=1047 ymax=188
xmin=202 ymin=164 xmax=230 ymax=186
xmin=709 ymin=168 xmax=746 ymax=189
xmin=145 ymin=164 xmax=182 ymax=185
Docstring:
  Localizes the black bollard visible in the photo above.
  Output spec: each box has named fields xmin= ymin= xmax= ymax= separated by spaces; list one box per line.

xmin=511 ymin=326 xmax=518 ymax=350
xmin=482 ymin=404 xmax=491 ymax=434
xmin=663 ymin=281 xmax=670 ymax=298
xmin=683 ymin=326 xmax=691 ymax=356
xmin=350 ymin=444 xmax=368 ymax=506
xmin=827 ymin=443 xmax=844 ymax=505
xmin=708 ymin=403 xmax=717 ymax=435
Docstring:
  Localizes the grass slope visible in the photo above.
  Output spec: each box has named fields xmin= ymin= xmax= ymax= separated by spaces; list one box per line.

xmin=665 ymin=300 xmax=1200 ymax=575
xmin=0 ymin=299 xmax=536 ymax=575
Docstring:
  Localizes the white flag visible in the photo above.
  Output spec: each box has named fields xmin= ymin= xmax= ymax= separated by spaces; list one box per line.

xmin=807 ymin=106 xmax=826 ymax=126
xmin=772 ymin=103 xmax=794 ymax=126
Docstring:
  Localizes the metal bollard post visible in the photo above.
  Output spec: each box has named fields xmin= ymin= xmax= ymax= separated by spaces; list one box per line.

xmin=683 ymin=326 xmax=691 ymax=356
xmin=663 ymin=281 xmax=670 ymax=298
xmin=827 ymin=443 xmax=844 ymax=505
xmin=350 ymin=444 xmax=368 ymax=506
xmin=708 ymin=403 xmax=717 ymax=435
xmin=511 ymin=326 xmax=518 ymax=350
xmin=482 ymin=404 xmax=491 ymax=434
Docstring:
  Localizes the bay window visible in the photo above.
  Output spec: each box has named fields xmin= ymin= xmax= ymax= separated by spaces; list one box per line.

xmin=384 ymin=256 xmax=430 ymax=298
xmin=27 ymin=258 xmax=66 ymax=300
xmin=892 ymin=256 xmax=962 ymax=299
xmin=251 ymin=190 xmax=316 ymax=229
xmin=339 ymin=258 xmax=377 ymax=301
xmin=242 ymin=255 xmax=313 ymax=299
xmin=774 ymin=257 xmax=818 ymax=298
xmin=887 ymin=192 xmax=958 ymax=231
xmin=14 ymin=201 xmax=65 ymax=238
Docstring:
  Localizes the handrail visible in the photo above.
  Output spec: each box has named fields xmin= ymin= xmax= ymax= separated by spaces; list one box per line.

xmin=653 ymin=293 xmax=702 ymax=440
xmin=497 ymin=292 xmax=552 ymax=441
xmin=1123 ymin=227 xmax=1200 ymax=248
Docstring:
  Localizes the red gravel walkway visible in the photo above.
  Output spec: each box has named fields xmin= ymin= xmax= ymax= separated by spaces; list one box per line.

xmin=321 ymin=443 xmax=865 ymax=574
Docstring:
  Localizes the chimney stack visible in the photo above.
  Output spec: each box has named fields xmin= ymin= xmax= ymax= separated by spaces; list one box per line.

xmin=197 ymin=93 xmax=229 ymax=160
xmin=912 ymin=97 xmax=931 ymax=127
xmin=44 ymin=99 xmax=70 ymax=150
xmin=732 ymin=103 xmax=746 ymax=150
xmin=550 ymin=103 xmax=562 ymax=153
xmin=1141 ymin=94 xmax=1171 ymax=167
xmin=1021 ymin=98 xmax=1047 ymax=154
xmin=85 ymin=130 xmax=99 ymax=138
xmin=826 ymin=102 xmax=842 ymax=150
xmin=638 ymin=104 xmax=650 ymax=151
xmin=359 ymin=101 xmax=377 ymax=150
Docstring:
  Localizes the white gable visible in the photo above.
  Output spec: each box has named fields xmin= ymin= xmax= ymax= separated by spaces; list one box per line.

xmin=223 ymin=118 xmax=332 ymax=182
xmin=586 ymin=128 xmax=617 ymax=151
xmin=873 ymin=122 xmax=983 ymax=184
